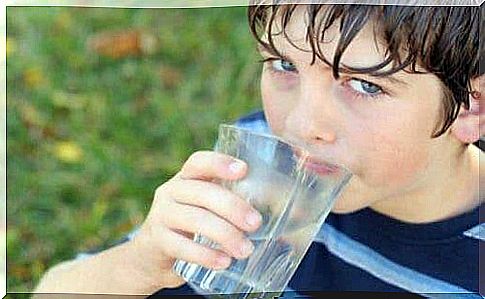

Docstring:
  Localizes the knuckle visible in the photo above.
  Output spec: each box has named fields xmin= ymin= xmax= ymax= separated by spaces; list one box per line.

xmin=181 ymin=151 xmax=211 ymax=176
xmin=152 ymin=188 xmax=173 ymax=215
xmin=154 ymin=183 xmax=170 ymax=201
xmin=154 ymin=184 xmax=164 ymax=198
xmin=187 ymin=150 xmax=208 ymax=164
xmin=166 ymin=177 xmax=185 ymax=195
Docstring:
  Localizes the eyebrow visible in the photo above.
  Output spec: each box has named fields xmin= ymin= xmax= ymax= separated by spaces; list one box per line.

xmin=257 ymin=44 xmax=409 ymax=87
xmin=364 ymin=73 xmax=409 ymax=87
xmin=257 ymin=44 xmax=291 ymax=60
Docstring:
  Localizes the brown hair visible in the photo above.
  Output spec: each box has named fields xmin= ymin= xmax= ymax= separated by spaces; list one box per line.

xmin=248 ymin=4 xmax=482 ymax=138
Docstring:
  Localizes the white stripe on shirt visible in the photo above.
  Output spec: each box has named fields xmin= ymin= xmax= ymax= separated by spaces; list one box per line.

xmin=314 ymin=224 xmax=480 ymax=298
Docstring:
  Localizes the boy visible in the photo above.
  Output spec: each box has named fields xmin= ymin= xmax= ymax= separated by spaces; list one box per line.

xmin=34 ymin=3 xmax=484 ymax=298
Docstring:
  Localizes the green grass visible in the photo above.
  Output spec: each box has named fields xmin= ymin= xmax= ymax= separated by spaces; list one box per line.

xmin=6 ymin=6 xmax=262 ymax=292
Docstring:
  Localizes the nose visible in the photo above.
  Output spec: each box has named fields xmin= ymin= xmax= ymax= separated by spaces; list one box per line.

xmin=284 ymin=81 xmax=338 ymax=146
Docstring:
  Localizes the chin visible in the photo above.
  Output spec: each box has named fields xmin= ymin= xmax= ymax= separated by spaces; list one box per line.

xmin=330 ymin=193 xmax=370 ymax=214
xmin=330 ymin=204 xmax=362 ymax=214
xmin=327 ymin=174 xmax=377 ymax=214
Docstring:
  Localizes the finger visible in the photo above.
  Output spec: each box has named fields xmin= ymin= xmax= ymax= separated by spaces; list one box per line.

xmin=168 ymin=179 xmax=262 ymax=233
xmin=162 ymin=203 xmax=254 ymax=259
xmin=178 ymin=150 xmax=247 ymax=181
xmin=160 ymin=228 xmax=233 ymax=270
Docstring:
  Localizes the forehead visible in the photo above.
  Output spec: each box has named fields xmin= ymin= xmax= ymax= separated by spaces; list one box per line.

xmin=263 ymin=6 xmax=399 ymax=72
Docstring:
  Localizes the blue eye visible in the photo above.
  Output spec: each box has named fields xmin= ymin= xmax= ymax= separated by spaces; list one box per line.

xmin=272 ymin=59 xmax=297 ymax=73
xmin=348 ymin=79 xmax=382 ymax=96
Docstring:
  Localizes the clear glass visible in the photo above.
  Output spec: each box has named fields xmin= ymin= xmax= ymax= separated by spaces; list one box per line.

xmin=173 ymin=124 xmax=352 ymax=299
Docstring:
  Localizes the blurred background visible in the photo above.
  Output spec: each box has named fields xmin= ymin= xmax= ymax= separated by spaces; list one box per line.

xmin=6 ymin=6 xmax=261 ymax=292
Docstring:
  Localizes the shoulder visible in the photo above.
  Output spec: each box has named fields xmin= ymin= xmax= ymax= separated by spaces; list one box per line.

xmin=234 ymin=110 xmax=270 ymax=134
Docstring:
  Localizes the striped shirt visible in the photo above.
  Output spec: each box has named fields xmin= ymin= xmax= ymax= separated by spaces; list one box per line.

xmin=80 ymin=110 xmax=484 ymax=298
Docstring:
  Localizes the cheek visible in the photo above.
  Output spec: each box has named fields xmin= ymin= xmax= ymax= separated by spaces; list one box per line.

xmin=261 ymin=73 xmax=296 ymax=134
xmin=331 ymin=131 xmax=433 ymax=213
xmin=352 ymin=125 xmax=432 ymax=189
xmin=378 ymin=139 xmax=428 ymax=186
xmin=344 ymin=94 xmax=439 ymax=189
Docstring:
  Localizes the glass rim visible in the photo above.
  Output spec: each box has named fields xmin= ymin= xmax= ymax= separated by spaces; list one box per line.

xmin=218 ymin=123 xmax=353 ymax=177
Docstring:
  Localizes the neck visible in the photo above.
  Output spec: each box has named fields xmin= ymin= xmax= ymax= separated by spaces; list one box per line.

xmin=370 ymin=144 xmax=483 ymax=224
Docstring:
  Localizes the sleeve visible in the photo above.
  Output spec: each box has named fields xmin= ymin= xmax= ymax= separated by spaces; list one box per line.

xmin=233 ymin=110 xmax=270 ymax=134
xmin=148 ymin=282 xmax=206 ymax=297
xmin=150 ymin=285 xmax=308 ymax=298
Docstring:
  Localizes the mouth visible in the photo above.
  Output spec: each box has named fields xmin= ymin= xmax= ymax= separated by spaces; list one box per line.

xmin=303 ymin=158 xmax=340 ymax=176
xmin=292 ymin=148 xmax=341 ymax=176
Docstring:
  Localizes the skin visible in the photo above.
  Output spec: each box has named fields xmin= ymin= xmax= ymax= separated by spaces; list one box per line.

xmin=33 ymin=6 xmax=483 ymax=297
xmin=259 ymin=7 xmax=483 ymax=222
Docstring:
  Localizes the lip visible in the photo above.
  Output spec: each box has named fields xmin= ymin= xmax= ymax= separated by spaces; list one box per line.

xmin=292 ymin=148 xmax=341 ymax=176
xmin=303 ymin=158 xmax=340 ymax=176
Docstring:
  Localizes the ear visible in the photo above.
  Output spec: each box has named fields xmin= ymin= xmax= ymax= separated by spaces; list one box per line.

xmin=450 ymin=75 xmax=484 ymax=144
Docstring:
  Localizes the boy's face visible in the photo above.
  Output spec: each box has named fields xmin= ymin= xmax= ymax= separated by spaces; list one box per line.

xmin=259 ymin=7 xmax=455 ymax=213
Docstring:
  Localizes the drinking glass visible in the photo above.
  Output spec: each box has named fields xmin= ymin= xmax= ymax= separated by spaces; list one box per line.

xmin=173 ymin=124 xmax=352 ymax=298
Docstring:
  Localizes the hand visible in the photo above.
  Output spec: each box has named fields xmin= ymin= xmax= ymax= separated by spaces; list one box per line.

xmin=127 ymin=150 xmax=263 ymax=291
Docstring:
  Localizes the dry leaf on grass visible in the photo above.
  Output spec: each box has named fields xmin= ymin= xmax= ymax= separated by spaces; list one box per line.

xmin=86 ymin=29 xmax=158 ymax=59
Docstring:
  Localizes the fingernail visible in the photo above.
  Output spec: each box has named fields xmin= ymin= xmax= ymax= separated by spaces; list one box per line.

xmin=228 ymin=160 xmax=245 ymax=174
xmin=216 ymin=255 xmax=232 ymax=268
xmin=239 ymin=240 xmax=254 ymax=257
xmin=245 ymin=211 xmax=262 ymax=228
